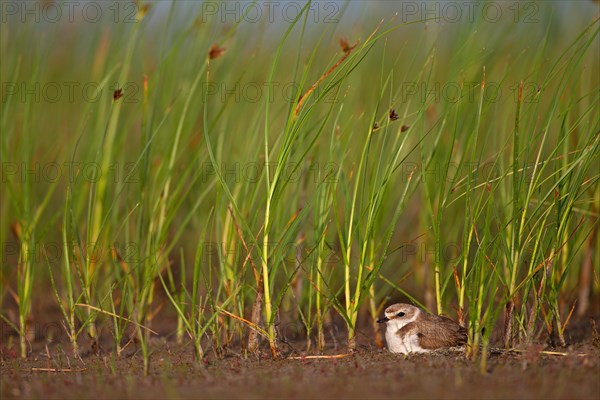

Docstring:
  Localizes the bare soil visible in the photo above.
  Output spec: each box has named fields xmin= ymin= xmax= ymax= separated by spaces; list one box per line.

xmin=2 ymin=296 xmax=600 ymax=400
xmin=1 ymin=320 xmax=599 ymax=400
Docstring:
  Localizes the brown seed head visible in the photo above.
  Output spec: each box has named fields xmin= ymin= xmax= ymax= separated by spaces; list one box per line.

xmin=137 ymin=4 xmax=151 ymax=19
xmin=113 ymin=88 xmax=123 ymax=102
xmin=338 ymin=37 xmax=357 ymax=54
xmin=209 ymin=44 xmax=226 ymax=60
xmin=11 ymin=221 xmax=22 ymax=241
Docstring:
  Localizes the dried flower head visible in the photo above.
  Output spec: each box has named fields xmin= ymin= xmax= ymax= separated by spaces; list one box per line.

xmin=113 ymin=88 xmax=123 ymax=102
xmin=11 ymin=221 xmax=22 ymax=241
xmin=209 ymin=44 xmax=226 ymax=60
xmin=137 ymin=3 xmax=151 ymax=20
xmin=338 ymin=37 xmax=357 ymax=54
xmin=372 ymin=122 xmax=380 ymax=132
xmin=389 ymin=109 xmax=399 ymax=121
xmin=401 ymin=124 xmax=410 ymax=132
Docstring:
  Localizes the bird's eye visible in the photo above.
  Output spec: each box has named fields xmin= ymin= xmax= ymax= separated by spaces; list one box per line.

xmin=398 ymin=312 xmax=405 ymax=317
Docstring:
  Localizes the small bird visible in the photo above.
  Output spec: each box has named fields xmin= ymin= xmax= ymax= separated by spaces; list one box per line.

xmin=377 ymin=303 xmax=467 ymax=354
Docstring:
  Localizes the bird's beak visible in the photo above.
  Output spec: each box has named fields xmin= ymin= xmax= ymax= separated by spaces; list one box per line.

xmin=376 ymin=316 xmax=389 ymax=323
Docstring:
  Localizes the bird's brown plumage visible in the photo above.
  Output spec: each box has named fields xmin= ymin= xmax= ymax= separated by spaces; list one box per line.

xmin=396 ymin=312 xmax=467 ymax=349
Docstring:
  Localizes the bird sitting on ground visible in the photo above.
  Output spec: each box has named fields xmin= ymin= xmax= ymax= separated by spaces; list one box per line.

xmin=377 ymin=303 xmax=467 ymax=354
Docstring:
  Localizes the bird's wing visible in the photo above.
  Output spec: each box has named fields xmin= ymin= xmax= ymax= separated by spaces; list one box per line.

xmin=395 ymin=322 xmax=417 ymax=340
xmin=415 ymin=314 xmax=468 ymax=349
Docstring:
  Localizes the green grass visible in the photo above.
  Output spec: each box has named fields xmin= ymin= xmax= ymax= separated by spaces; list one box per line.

xmin=1 ymin=1 xmax=598 ymax=373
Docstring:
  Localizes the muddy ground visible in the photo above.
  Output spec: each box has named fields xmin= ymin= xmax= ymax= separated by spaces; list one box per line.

xmin=1 ymin=318 xmax=599 ymax=400
xmin=2 ymin=298 xmax=599 ymax=400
